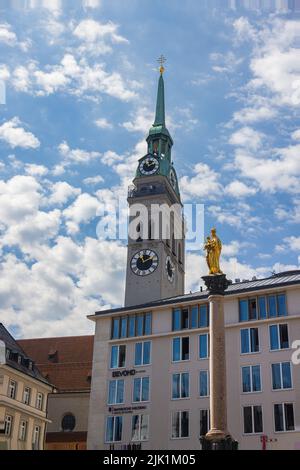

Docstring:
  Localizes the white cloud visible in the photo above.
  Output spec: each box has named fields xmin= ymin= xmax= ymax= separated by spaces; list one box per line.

xmin=82 ymin=0 xmax=101 ymax=8
xmin=0 ymin=117 xmax=40 ymax=149
xmin=73 ymin=19 xmax=128 ymax=45
xmin=83 ymin=175 xmax=104 ymax=185
xmin=0 ymin=23 xmax=17 ymax=46
xmin=180 ymin=163 xmax=222 ymax=201
xmin=225 ymin=180 xmax=257 ymax=198
xmin=25 ymin=164 xmax=48 ymax=176
xmin=233 ymin=17 xmax=257 ymax=42
xmin=63 ymin=193 xmax=101 ymax=234
xmin=48 ymin=182 xmax=81 ymax=206
xmin=233 ymin=106 xmax=277 ymax=124
xmin=101 ymin=150 xmax=124 ymax=166
xmin=122 ymin=107 xmax=153 ymax=134
xmin=210 ymin=51 xmax=243 ymax=74
xmin=229 ymin=127 xmax=263 ymax=151
xmin=58 ymin=140 xmax=101 ymax=164
xmin=95 ymin=118 xmax=113 ymax=130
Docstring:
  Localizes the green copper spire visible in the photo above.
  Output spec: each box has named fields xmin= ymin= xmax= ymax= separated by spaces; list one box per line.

xmin=153 ymin=73 xmax=165 ymax=127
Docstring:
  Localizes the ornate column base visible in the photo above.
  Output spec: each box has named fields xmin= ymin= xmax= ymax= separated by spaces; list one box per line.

xmin=200 ymin=433 xmax=239 ymax=450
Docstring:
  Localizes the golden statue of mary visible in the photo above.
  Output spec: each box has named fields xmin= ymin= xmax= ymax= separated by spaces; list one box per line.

xmin=204 ymin=228 xmax=223 ymax=275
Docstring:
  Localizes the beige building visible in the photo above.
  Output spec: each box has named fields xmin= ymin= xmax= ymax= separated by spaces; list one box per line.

xmin=87 ymin=271 xmax=300 ymax=450
xmin=0 ymin=324 xmax=53 ymax=450
xmin=19 ymin=335 xmax=93 ymax=450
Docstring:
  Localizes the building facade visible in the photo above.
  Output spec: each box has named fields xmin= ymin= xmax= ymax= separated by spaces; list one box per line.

xmin=0 ymin=324 xmax=52 ymax=450
xmin=19 ymin=335 xmax=93 ymax=450
xmin=87 ymin=272 xmax=300 ymax=450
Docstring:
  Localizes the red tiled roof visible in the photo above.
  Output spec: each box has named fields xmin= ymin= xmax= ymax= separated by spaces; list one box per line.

xmin=17 ymin=335 xmax=94 ymax=392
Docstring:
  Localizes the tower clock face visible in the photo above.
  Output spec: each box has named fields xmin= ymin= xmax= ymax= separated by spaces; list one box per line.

xmin=139 ymin=156 xmax=159 ymax=176
xmin=131 ymin=249 xmax=159 ymax=276
xmin=169 ymin=168 xmax=177 ymax=189
xmin=165 ymin=256 xmax=175 ymax=282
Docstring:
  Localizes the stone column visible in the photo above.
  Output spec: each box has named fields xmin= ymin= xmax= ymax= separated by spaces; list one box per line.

xmin=200 ymin=274 xmax=238 ymax=450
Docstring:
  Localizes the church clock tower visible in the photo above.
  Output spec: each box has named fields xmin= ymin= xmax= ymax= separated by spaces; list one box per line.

xmin=124 ymin=64 xmax=185 ymax=307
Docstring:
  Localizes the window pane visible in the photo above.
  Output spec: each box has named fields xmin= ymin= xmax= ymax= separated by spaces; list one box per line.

xmin=111 ymin=346 xmax=118 ymax=368
xmin=182 ymin=373 xmax=189 ymax=398
xmin=241 ymin=329 xmax=249 ymax=354
xmin=200 ymin=305 xmax=209 ymax=327
xmin=284 ymin=404 xmax=295 ymax=431
xmin=142 ymin=377 xmax=150 ymax=402
xmin=182 ymin=337 xmax=189 ymax=360
xmin=144 ymin=313 xmax=152 ymax=335
xmin=274 ymin=404 xmax=284 ymax=432
xmin=106 ymin=417 xmax=114 ymax=442
xmin=258 ymin=296 xmax=267 ymax=319
xmin=112 ymin=318 xmax=120 ymax=339
xmin=242 ymin=366 xmax=251 ymax=393
xmin=272 ymin=364 xmax=281 ymax=390
xmin=243 ymin=406 xmax=253 ymax=434
xmin=114 ymin=416 xmax=122 ymax=441
xmin=135 ymin=343 xmax=142 ymax=366
xmin=133 ymin=378 xmax=141 ymax=402
xmin=143 ymin=342 xmax=151 ymax=364
xmin=249 ymin=299 xmax=257 ymax=320
xmin=182 ymin=309 xmax=189 ymax=329
xmin=181 ymin=411 xmax=189 ymax=437
xmin=120 ymin=317 xmax=127 ymax=338
xmin=128 ymin=316 xmax=136 ymax=337
xmin=277 ymin=294 xmax=287 ymax=317
xmin=268 ymin=295 xmax=277 ymax=317
xmin=131 ymin=415 xmax=139 ymax=441
xmin=136 ymin=315 xmax=144 ymax=336
xmin=172 ymin=374 xmax=180 ymax=399
xmin=250 ymin=328 xmax=259 ymax=352
xmin=200 ymin=371 xmax=208 ymax=396
xmin=200 ymin=410 xmax=209 ymax=436
xmin=140 ymin=415 xmax=149 ymax=441
xmin=119 ymin=345 xmax=126 ymax=367
xmin=252 ymin=365 xmax=261 ymax=392
xmin=253 ymin=406 xmax=263 ymax=433
xmin=108 ymin=381 xmax=116 ymax=404
xmin=116 ymin=380 xmax=124 ymax=404
xmin=279 ymin=324 xmax=289 ymax=349
xmin=199 ymin=334 xmax=208 ymax=359
xmin=282 ymin=362 xmax=292 ymax=389
xmin=173 ymin=309 xmax=181 ymax=331
xmin=239 ymin=299 xmax=248 ymax=322
xmin=172 ymin=412 xmax=180 ymax=438
xmin=191 ymin=306 xmax=198 ymax=329
xmin=172 ymin=338 xmax=180 ymax=362
xmin=270 ymin=325 xmax=279 ymax=350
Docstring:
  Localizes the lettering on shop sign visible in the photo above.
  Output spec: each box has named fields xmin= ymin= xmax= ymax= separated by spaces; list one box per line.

xmin=108 ymin=405 xmax=147 ymax=415
xmin=112 ymin=369 xmax=145 ymax=378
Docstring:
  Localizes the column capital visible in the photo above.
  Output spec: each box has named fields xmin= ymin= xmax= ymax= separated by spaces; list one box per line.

xmin=202 ymin=273 xmax=231 ymax=296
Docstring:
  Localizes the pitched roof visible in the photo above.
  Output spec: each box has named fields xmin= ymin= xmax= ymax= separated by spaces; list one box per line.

xmin=18 ymin=335 xmax=94 ymax=393
xmin=92 ymin=270 xmax=300 ymax=317
xmin=0 ymin=323 xmax=52 ymax=387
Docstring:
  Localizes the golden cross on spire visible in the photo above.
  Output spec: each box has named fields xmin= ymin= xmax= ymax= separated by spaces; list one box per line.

xmin=157 ymin=55 xmax=166 ymax=74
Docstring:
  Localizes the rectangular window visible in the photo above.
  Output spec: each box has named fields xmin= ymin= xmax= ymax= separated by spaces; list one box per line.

xmin=4 ymin=415 xmax=13 ymax=436
xmin=120 ymin=317 xmax=127 ymax=338
xmin=19 ymin=420 xmax=28 ymax=441
xmin=200 ymin=409 xmax=210 ymax=436
xmin=23 ymin=387 xmax=31 ymax=405
xmin=136 ymin=314 xmax=144 ymax=337
xmin=270 ymin=324 xmax=289 ymax=350
xmin=199 ymin=305 xmax=209 ymax=327
xmin=128 ymin=316 xmax=136 ymax=337
xmin=272 ymin=362 xmax=292 ymax=390
xmin=111 ymin=318 xmax=120 ymax=339
xmin=32 ymin=425 xmax=41 ymax=450
xmin=108 ymin=380 xmax=124 ymax=405
xmin=173 ymin=309 xmax=181 ymax=331
xmin=199 ymin=370 xmax=209 ymax=397
xmin=144 ymin=312 xmax=152 ymax=335
xmin=190 ymin=306 xmax=198 ymax=329
xmin=268 ymin=295 xmax=277 ymax=318
xmin=36 ymin=393 xmax=44 ymax=411
xmin=277 ymin=294 xmax=287 ymax=317
xmin=258 ymin=296 xmax=267 ymax=319
xmin=171 ymin=411 xmax=189 ymax=439
xmin=181 ymin=309 xmax=189 ymax=329
xmin=110 ymin=345 xmax=126 ymax=369
xmin=274 ymin=403 xmax=295 ymax=432
xmin=199 ymin=334 xmax=209 ymax=359
xmin=135 ymin=341 xmax=151 ymax=366
xmin=105 ymin=416 xmax=123 ymax=442
xmin=133 ymin=377 xmax=150 ymax=402
xmin=172 ymin=372 xmax=189 ymax=399
xmin=8 ymin=380 xmax=17 ymax=399
xmin=249 ymin=299 xmax=257 ymax=320
xmin=240 ymin=328 xmax=259 ymax=354
xmin=239 ymin=299 xmax=248 ymax=322
xmin=242 ymin=365 xmax=261 ymax=393
xmin=131 ymin=414 xmax=149 ymax=442
xmin=172 ymin=337 xmax=189 ymax=362
xmin=243 ymin=406 xmax=263 ymax=434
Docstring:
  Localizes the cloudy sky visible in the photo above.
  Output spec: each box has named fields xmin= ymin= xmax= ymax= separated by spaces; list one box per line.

xmin=0 ymin=0 xmax=300 ymax=338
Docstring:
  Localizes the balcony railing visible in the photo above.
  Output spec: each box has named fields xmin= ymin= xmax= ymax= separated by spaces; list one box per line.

xmin=128 ymin=184 xmax=166 ymax=199
xmin=109 ymin=443 xmax=142 ymax=450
